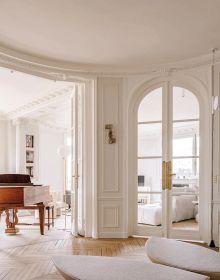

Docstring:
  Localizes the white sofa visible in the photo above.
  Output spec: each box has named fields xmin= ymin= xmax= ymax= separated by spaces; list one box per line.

xmin=145 ymin=237 xmax=220 ymax=280
xmin=138 ymin=185 xmax=198 ymax=226
xmin=52 ymin=255 xmax=209 ymax=280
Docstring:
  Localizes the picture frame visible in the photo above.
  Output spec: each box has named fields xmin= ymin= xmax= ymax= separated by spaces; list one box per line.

xmin=26 ymin=166 xmax=34 ymax=177
xmin=26 ymin=150 xmax=34 ymax=163
xmin=26 ymin=135 xmax=34 ymax=148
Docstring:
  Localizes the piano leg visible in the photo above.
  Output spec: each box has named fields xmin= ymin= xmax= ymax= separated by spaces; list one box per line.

xmin=5 ymin=208 xmax=19 ymax=234
xmin=38 ymin=203 xmax=45 ymax=235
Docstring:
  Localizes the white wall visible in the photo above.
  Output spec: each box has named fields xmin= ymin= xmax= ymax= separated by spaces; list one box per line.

xmin=96 ymin=64 xmax=215 ymax=243
xmin=6 ymin=120 xmax=16 ymax=173
xmin=3 ymin=119 xmax=64 ymax=195
xmin=0 ymin=61 xmax=217 ymax=244
xmin=38 ymin=124 xmax=64 ymax=194
xmin=0 ymin=119 xmax=7 ymax=173
xmin=97 ymin=77 xmax=125 ymax=238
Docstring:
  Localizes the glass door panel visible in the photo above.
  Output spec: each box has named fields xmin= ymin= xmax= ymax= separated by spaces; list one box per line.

xmin=171 ymin=87 xmax=200 ymax=232
xmin=173 ymin=122 xmax=199 ymax=157
xmin=138 ymin=159 xmax=162 ymax=192
xmin=173 ymin=87 xmax=199 ymax=120
xmin=138 ymin=159 xmax=162 ymax=227
xmin=137 ymin=87 xmax=163 ymax=230
xmin=77 ymin=87 xmax=84 ymax=236
xmin=138 ymin=123 xmax=162 ymax=157
xmin=173 ymin=158 xmax=199 ymax=180
xmin=138 ymin=88 xmax=162 ymax=122
xmin=136 ymin=85 xmax=200 ymax=237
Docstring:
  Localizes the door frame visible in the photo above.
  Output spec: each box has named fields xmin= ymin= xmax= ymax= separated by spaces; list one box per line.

xmin=127 ymin=75 xmax=212 ymax=243
xmin=70 ymin=81 xmax=97 ymax=237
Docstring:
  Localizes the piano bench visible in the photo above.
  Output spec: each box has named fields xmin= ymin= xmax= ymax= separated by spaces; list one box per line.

xmin=18 ymin=204 xmax=54 ymax=231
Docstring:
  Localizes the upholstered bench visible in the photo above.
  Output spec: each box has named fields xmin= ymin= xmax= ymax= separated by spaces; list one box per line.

xmin=145 ymin=237 xmax=220 ymax=280
xmin=52 ymin=255 xmax=209 ymax=280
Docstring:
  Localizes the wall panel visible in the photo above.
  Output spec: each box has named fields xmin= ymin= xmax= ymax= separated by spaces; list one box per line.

xmin=97 ymin=77 xmax=125 ymax=238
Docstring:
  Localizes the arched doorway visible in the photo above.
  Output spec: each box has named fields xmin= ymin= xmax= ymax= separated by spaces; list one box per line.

xmin=128 ymin=79 xmax=211 ymax=242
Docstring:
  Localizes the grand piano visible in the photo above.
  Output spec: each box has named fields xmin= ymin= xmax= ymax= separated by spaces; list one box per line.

xmin=0 ymin=174 xmax=50 ymax=235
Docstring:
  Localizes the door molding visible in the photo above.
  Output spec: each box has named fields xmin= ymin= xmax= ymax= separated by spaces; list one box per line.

xmin=127 ymin=74 xmax=211 ymax=243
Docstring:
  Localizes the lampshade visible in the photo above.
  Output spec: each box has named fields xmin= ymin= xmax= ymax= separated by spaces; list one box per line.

xmin=57 ymin=145 xmax=71 ymax=159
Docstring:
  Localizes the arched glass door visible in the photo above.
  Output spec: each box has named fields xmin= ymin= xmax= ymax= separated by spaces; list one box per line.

xmin=137 ymin=84 xmax=200 ymax=239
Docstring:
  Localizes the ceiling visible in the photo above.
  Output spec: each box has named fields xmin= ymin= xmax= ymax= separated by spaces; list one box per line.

xmin=0 ymin=67 xmax=70 ymax=114
xmin=28 ymin=99 xmax=71 ymax=130
xmin=0 ymin=0 xmax=219 ymax=71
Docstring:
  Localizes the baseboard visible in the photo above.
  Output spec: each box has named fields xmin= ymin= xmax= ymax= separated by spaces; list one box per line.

xmin=91 ymin=231 xmax=98 ymax=239
xmin=98 ymin=232 xmax=128 ymax=238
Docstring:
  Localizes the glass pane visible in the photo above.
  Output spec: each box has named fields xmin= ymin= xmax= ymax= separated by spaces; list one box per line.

xmin=138 ymin=123 xmax=162 ymax=157
xmin=173 ymin=121 xmax=199 ymax=157
xmin=173 ymin=87 xmax=199 ymax=120
xmin=173 ymin=158 xmax=199 ymax=181
xmin=138 ymin=194 xmax=162 ymax=226
xmin=197 ymin=136 xmax=200 ymax=155
xmin=138 ymin=87 xmax=162 ymax=122
xmin=172 ymin=157 xmax=199 ymax=231
xmin=171 ymin=192 xmax=199 ymax=230
xmin=138 ymin=159 xmax=162 ymax=191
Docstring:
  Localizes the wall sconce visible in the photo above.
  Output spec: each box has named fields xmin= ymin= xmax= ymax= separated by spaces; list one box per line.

xmin=105 ymin=124 xmax=116 ymax=144
xmin=212 ymin=96 xmax=219 ymax=113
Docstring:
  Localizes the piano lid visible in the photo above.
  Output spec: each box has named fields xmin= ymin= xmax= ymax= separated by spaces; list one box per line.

xmin=0 ymin=174 xmax=33 ymax=186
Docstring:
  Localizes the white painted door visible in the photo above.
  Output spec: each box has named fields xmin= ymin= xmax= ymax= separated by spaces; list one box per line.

xmin=71 ymin=84 xmax=85 ymax=236
xmin=136 ymin=83 xmax=200 ymax=240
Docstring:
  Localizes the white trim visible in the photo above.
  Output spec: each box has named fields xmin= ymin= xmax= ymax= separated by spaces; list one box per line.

xmin=1 ymin=43 xmax=220 ymax=75
xmin=172 ymin=156 xmax=199 ymax=159
xmin=138 ymin=121 xmax=162 ymax=125
xmin=138 ymin=156 xmax=162 ymax=159
xmin=173 ymin=119 xmax=199 ymax=123
xmin=92 ymin=79 xmax=98 ymax=239
xmin=83 ymin=80 xmax=97 ymax=238
xmin=98 ymin=232 xmax=128 ymax=238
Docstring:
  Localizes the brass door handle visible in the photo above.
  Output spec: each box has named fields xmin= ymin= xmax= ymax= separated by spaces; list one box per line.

xmin=162 ymin=161 xmax=166 ymax=190
xmin=162 ymin=162 xmax=175 ymax=190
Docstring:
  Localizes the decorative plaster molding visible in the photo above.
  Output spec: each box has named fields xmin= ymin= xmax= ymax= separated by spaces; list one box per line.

xmin=7 ymin=85 xmax=74 ymax=120
xmin=12 ymin=118 xmax=27 ymax=126
xmin=101 ymin=206 xmax=119 ymax=228
xmin=0 ymin=44 xmax=220 ymax=76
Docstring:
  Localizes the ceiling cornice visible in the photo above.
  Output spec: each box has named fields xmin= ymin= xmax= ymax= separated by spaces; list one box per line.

xmin=0 ymin=44 xmax=220 ymax=78
xmin=7 ymin=85 xmax=73 ymax=120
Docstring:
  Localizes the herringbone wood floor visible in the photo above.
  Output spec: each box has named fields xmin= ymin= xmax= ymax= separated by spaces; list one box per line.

xmin=0 ymin=235 xmax=147 ymax=280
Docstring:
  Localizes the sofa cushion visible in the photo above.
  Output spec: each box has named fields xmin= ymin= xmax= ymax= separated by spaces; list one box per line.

xmin=145 ymin=237 xmax=220 ymax=279
xmin=52 ymin=255 xmax=209 ymax=280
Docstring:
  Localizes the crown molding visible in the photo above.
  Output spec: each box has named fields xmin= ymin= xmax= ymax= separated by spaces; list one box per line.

xmin=7 ymin=85 xmax=74 ymax=120
xmin=0 ymin=44 xmax=220 ymax=77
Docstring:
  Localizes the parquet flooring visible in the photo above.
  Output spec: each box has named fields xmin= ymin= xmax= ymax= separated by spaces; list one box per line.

xmin=0 ymin=235 xmax=147 ymax=280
